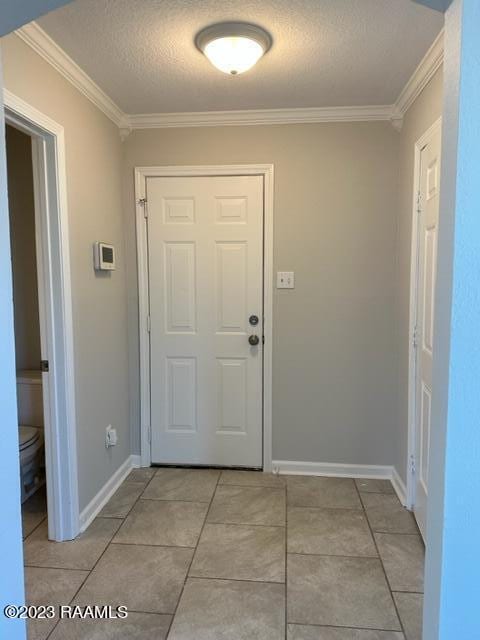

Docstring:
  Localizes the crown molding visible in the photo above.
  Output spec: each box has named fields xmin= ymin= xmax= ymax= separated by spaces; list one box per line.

xmin=123 ymin=28 xmax=444 ymax=131
xmin=14 ymin=21 xmax=443 ymax=136
xmin=394 ymin=28 xmax=444 ymax=120
xmin=127 ymin=105 xmax=394 ymax=129
xmin=15 ymin=22 xmax=128 ymax=130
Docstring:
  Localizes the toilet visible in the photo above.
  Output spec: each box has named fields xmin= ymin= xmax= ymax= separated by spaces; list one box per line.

xmin=17 ymin=370 xmax=44 ymax=503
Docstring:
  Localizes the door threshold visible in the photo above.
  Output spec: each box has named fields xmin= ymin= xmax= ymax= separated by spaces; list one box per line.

xmin=150 ymin=463 xmax=263 ymax=471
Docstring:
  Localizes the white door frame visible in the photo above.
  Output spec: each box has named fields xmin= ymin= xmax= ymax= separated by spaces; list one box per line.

xmin=406 ymin=117 xmax=442 ymax=509
xmin=135 ymin=164 xmax=274 ymax=471
xmin=4 ymin=89 xmax=79 ymax=541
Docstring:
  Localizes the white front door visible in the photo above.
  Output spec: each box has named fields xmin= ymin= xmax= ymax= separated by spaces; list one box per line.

xmin=146 ymin=175 xmax=264 ymax=467
xmin=414 ymin=127 xmax=441 ymax=538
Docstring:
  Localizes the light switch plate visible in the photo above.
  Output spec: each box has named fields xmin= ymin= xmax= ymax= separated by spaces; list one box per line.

xmin=277 ymin=271 xmax=295 ymax=289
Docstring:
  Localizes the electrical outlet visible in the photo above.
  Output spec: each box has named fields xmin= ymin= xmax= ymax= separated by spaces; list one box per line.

xmin=277 ymin=271 xmax=295 ymax=289
xmin=105 ymin=425 xmax=117 ymax=448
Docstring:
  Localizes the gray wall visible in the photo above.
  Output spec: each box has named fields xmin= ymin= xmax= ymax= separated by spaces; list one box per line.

xmin=0 ymin=28 xmax=444 ymax=501
xmin=123 ymin=122 xmax=400 ymax=466
xmin=6 ymin=124 xmax=42 ymax=372
xmin=394 ymin=67 xmax=444 ymax=484
xmin=1 ymin=33 xmax=130 ymax=511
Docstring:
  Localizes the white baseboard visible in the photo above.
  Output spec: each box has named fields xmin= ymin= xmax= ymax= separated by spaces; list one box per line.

xmin=130 ymin=454 xmax=141 ymax=468
xmin=392 ymin=466 xmax=408 ymax=507
xmin=272 ymin=460 xmax=412 ymax=508
xmin=79 ymin=454 xmax=138 ymax=532
xmin=272 ymin=460 xmax=393 ymax=479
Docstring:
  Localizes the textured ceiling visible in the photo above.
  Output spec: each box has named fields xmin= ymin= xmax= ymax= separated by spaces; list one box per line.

xmin=38 ymin=0 xmax=443 ymax=114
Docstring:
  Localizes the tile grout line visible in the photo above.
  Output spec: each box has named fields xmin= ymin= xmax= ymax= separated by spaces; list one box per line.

xmin=26 ymin=469 xmax=285 ymax=639
xmin=25 ymin=560 xmax=286 ymax=586
xmin=358 ymin=486 xmax=425 ymax=590
xmin=364 ymin=531 xmax=424 ymax=536
xmin=217 ymin=482 xmax=286 ymax=489
xmin=23 ymin=514 xmax=48 ymax=542
xmin=287 ymin=551 xmax=379 ymax=561
xmin=353 ymin=481 xmax=407 ymax=638
xmin=287 ymin=620 xmax=409 ymax=633
xmin=107 ymin=541 xmax=196 ymax=549
xmin=42 ymin=470 xmax=158 ymax=639
xmin=28 ymin=471 xmax=421 ymax=639
xmin=185 ymin=575 xmax=287 ymax=586
xmin=24 ymin=562 xmax=116 ymax=572
xmin=195 ymin=520 xmax=286 ymax=528
xmin=43 ymin=523 xmax=121 ymax=640
xmin=40 ymin=469 xmax=289 ymax=638
xmin=287 ymin=504 xmax=364 ymax=511
xmin=136 ymin=497 xmax=214 ymax=504
xmin=165 ymin=469 xmax=223 ymax=639
xmin=110 ymin=467 xmax=198 ymax=635
xmin=353 ymin=479 xmax=396 ymax=498
xmin=98 ymin=481 xmax=151 ymax=519
xmin=287 ymin=504 xmax=371 ymax=513
xmin=358 ymin=490 xmax=423 ymax=536
xmin=107 ymin=472 xmax=158 ymax=528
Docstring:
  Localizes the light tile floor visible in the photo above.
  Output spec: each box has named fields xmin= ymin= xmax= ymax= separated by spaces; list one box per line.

xmin=21 ymin=470 xmax=424 ymax=639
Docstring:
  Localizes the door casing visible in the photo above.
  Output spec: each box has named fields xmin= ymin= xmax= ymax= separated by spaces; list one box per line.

xmin=4 ymin=89 xmax=79 ymax=541
xmin=135 ymin=164 xmax=274 ymax=471
xmin=407 ymin=117 xmax=442 ymax=510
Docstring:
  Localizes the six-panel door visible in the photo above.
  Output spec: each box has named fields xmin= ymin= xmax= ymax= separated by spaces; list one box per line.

xmin=147 ymin=175 xmax=264 ymax=467
xmin=415 ymin=128 xmax=441 ymax=538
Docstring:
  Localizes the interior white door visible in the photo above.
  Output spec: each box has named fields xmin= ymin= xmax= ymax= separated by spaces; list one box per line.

xmin=147 ymin=175 xmax=264 ymax=467
xmin=414 ymin=128 xmax=441 ymax=538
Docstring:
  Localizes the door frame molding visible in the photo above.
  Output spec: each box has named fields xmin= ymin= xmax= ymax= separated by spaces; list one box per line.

xmin=135 ymin=164 xmax=274 ymax=471
xmin=4 ymin=89 xmax=79 ymax=540
xmin=407 ymin=117 xmax=442 ymax=509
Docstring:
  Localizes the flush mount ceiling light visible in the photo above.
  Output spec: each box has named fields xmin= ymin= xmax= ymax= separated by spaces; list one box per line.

xmin=195 ymin=22 xmax=272 ymax=75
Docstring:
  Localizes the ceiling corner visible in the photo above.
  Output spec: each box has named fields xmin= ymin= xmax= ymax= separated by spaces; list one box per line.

xmin=411 ymin=0 xmax=451 ymax=13
xmin=15 ymin=21 xmax=127 ymax=129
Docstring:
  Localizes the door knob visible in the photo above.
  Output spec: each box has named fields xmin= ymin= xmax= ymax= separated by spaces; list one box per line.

xmin=248 ymin=335 xmax=260 ymax=346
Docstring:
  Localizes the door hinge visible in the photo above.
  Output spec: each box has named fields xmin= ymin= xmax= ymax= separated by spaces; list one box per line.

xmin=146 ymin=425 xmax=151 ymax=444
xmin=410 ymin=454 xmax=416 ymax=476
xmin=412 ymin=325 xmax=418 ymax=350
xmin=146 ymin=315 xmax=151 ymax=333
xmin=40 ymin=360 xmax=49 ymax=372
xmin=138 ymin=198 xmax=148 ymax=217
xmin=416 ymin=190 xmax=422 ymax=214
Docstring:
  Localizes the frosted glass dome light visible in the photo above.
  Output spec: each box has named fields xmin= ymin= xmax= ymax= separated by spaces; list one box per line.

xmin=195 ymin=23 xmax=272 ymax=75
